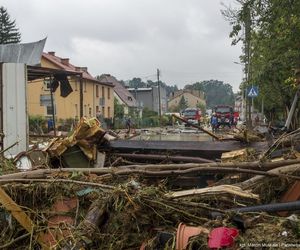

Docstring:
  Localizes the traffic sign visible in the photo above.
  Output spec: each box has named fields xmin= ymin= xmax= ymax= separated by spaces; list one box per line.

xmin=247 ymin=86 xmax=259 ymax=97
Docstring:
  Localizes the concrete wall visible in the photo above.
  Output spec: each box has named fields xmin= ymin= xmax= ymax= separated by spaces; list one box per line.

xmin=129 ymin=86 xmax=167 ymax=114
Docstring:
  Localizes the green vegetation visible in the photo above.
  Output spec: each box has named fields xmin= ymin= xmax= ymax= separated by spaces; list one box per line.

xmin=169 ymin=96 xmax=188 ymax=112
xmin=196 ymin=101 xmax=206 ymax=115
xmin=0 ymin=6 xmax=21 ymax=44
xmin=29 ymin=115 xmax=47 ymax=134
xmin=185 ymin=80 xmax=235 ymax=108
xmin=222 ymin=0 xmax=300 ymax=128
xmin=127 ymin=77 xmax=178 ymax=97
xmin=114 ymin=99 xmax=124 ymax=119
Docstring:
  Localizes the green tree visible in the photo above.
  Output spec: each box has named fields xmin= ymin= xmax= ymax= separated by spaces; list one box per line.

xmin=185 ymin=80 xmax=234 ymax=108
xmin=114 ymin=99 xmax=124 ymax=118
xmin=0 ymin=7 xmax=21 ymax=44
xmin=196 ymin=102 xmax=206 ymax=115
xmin=223 ymin=0 xmax=300 ymax=127
xmin=128 ymin=78 xmax=146 ymax=88
xmin=127 ymin=78 xmax=177 ymax=97
xmin=178 ymin=96 xmax=188 ymax=111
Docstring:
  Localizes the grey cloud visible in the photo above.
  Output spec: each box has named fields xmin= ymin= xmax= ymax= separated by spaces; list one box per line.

xmin=1 ymin=0 xmax=242 ymax=91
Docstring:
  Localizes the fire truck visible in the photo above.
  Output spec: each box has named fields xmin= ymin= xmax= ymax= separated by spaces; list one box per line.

xmin=182 ymin=108 xmax=202 ymax=125
xmin=213 ymin=105 xmax=234 ymax=128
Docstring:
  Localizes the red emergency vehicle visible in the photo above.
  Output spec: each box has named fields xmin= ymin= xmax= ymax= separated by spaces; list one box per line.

xmin=182 ymin=108 xmax=202 ymax=125
xmin=213 ymin=105 xmax=233 ymax=128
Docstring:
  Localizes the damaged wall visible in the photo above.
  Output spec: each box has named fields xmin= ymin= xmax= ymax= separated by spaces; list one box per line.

xmin=1 ymin=63 xmax=28 ymax=156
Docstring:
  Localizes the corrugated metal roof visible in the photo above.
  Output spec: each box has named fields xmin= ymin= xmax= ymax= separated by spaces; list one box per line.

xmin=0 ymin=38 xmax=46 ymax=66
xmin=98 ymin=74 xmax=137 ymax=107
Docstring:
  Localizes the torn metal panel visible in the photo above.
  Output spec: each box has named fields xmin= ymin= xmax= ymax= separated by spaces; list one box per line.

xmin=0 ymin=38 xmax=46 ymax=66
xmin=1 ymin=63 xmax=28 ymax=156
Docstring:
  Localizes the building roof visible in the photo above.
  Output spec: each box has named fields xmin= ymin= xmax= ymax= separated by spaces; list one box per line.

xmin=168 ymin=89 xmax=205 ymax=102
xmin=98 ymin=74 xmax=137 ymax=107
xmin=42 ymin=52 xmax=114 ymax=87
xmin=127 ymin=87 xmax=153 ymax=91
xmin=27 ymin=65 xmax=81 ymax=81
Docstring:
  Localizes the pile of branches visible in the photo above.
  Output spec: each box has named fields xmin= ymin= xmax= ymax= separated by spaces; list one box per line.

xmin=0 ymin=155 xmax=300 ymax=249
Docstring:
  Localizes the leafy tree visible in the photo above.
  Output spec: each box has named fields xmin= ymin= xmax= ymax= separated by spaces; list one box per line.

xmin=127 ymin=78 xmax=178 ymax=97
xmin=185 ymin=80 xmax=234 ymax=108
xmin=142 ymin=107 xmax=157 ymax=118
xmin=223 ymin=0 xmax=300 ymax=127
xmin=0 ymin=7 xmax=21 ymax=44
xmin=165 ymin=84 xmax=178 ymax=97
xmin=196 ymin=102 xmax=206 ymax=115
xmin=114 ymin=99 xmax=124 ymax=118
xmin=178 ymin=96 xmax=188 ymax=111
xmin=128 ymin=78 xmax=146 ymax=88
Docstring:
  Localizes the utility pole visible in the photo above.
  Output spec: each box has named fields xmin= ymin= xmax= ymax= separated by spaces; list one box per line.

xmin=157 ymin=68 xmax=162 ymax=126
xmin=244 ymin=2 xmax=252 ymax=128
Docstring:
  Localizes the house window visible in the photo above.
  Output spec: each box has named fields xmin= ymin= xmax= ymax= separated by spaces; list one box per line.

xmin=102 ymin=106 xmax=105 ymax=117
xmin=96 ymin=85 xmax=99 ymax=97
xmin=128 ymin=96 xmax=132 ymax=101
xmin=89 ymin=107 xmax=92 ymax=117
xmin=46 ymin=105 xmax=56 ymax=116
xmin=107 ymin=106 xmax=110 ymax=118
xmin=40 ymin=94 xmax=52 ymax=106
xmin=107 ymin=88 xmax=110 ymax=99
xmin=102 ymin=86 xmax=105 ymax=98
xmin=96 ymin=105 xmax=99 ymax=113
xmin=43 ymin=78 xmax=51 ymax=91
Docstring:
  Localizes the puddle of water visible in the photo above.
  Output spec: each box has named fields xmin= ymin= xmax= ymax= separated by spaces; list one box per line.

xmin=133 ymin=132 xmax=213 ymax=141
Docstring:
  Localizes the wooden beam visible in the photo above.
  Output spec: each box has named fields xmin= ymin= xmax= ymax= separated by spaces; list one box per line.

xmin=0 ymin=187 xmax=49 ymax=249
xmin=172 ymin=114 xmax=221 ymax=140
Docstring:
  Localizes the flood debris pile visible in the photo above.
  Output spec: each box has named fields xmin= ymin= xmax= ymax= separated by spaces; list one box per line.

xmin=0 ymin=118 xmax=300 ymax=249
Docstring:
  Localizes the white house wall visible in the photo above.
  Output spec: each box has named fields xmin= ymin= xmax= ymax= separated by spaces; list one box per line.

xmin=2 ymin=63 xmax=28 ymax=157
xmin=113 ymin=92 xmax=129 ymax=115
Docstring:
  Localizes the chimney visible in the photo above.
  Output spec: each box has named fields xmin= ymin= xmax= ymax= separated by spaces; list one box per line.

xmin=48 ymin=51 xmax=55 ymax=56
xmin=81 ymin=67 xmax=88 ymax=72
xmin=61 ymin=58 xmax=69 ymax=65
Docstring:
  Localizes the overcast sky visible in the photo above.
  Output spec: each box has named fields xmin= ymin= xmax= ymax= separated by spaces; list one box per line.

xmin=2 ymin=0 xmax=243 ymax=91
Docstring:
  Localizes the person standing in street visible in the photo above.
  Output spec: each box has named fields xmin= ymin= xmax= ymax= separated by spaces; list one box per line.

xmin=211 ymin=113 xmax=218 ymax=133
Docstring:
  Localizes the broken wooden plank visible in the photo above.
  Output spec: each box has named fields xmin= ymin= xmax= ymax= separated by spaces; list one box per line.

xmin=167 ymin=185 xmax=259 ymax=201
xmin=172 ymin=114 xmax=221 ymax=140
xmin=0 ymin=187 xmax=49 ymax=249
xmin=115 ymin=153 xmax=214 ymax=163
xmin=221 ymin=149 xmax=249 ymax=163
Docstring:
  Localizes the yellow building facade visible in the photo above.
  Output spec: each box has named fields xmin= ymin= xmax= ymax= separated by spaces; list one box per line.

xmin=27 ymin=52 xmax=114 ymax=121
xmin=168 ymin=90 xmax=206 ymax=110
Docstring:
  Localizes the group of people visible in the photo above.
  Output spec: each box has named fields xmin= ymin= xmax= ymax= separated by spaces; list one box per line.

xmin=209 ymin=113 xmax=237 ymax=132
